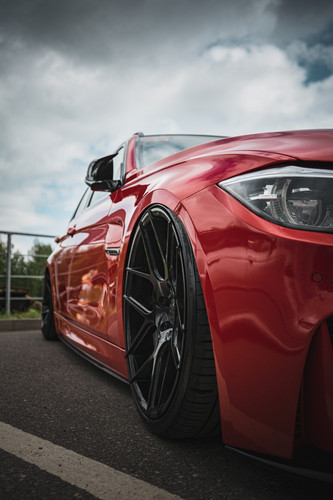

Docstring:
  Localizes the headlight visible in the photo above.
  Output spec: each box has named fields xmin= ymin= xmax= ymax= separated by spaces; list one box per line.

xmin=219 ymin=166 xmax=333 ymax=233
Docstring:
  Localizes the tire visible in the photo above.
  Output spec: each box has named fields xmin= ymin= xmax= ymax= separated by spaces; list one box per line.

xmin=123 ymin=205 xmax=220 ymax=438
xmin=41 ymin=271 xmax=58 ymax=340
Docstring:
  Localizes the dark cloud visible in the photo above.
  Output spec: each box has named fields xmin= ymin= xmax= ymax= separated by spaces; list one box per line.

xmin=4 ymin=0 xmax=333 ymax=66
xmin=271 ymin=0 xmax=333 ymax=42
xmin=1 ymin=0 xmax=131 ymax=62
xmin=2 ymin=0 xmax=333 ymax=51
xmin=0 ymin=0 xmax=273 ymax=78
xmin=1 ymin=0 xmax=333 ymax=234
xmin=268 ymin=0 xmax=333 ymax=83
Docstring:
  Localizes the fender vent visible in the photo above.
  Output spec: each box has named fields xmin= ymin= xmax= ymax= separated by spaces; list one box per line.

xmin=326 ymin=317 xmax=333 ymax=348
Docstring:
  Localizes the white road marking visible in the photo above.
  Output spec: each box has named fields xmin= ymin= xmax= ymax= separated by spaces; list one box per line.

xmin=0 ymin=421 xmax=182 ymax=500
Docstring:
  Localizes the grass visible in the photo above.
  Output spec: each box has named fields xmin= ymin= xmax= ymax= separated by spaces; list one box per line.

xmin=0 ymin=307 xmax=41 ymax=319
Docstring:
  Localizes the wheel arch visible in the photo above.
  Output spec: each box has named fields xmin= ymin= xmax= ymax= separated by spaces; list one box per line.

xmin=122 ymin=198 xmax=220 ymax=367
xmin=122 ymin=200 xmax=221 ymax=437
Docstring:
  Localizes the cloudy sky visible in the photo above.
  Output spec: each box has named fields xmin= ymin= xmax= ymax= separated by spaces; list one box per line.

xmin=1 ymin=0 xmax=333 ymax=245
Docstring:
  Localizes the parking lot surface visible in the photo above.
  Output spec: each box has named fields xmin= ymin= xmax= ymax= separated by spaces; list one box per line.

xmin=1 ymin=329 xmax=333 ymax=499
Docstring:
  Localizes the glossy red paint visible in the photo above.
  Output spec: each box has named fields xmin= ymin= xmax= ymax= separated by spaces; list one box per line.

xmin=47 ymin=130 xmax=333 ymax=460
xmin=182 ymin=185 xmax=333 ymax=457
xmin=55 ymin=195 xmax=113 ymax=339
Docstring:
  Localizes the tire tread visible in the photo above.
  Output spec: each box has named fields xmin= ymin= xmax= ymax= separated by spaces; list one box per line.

xmin=163 ymin=270 xmax=220 ymax=439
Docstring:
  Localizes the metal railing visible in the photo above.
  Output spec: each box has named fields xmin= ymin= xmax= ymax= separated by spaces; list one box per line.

xmin=0 ymin=230 xmax=56 ymax=315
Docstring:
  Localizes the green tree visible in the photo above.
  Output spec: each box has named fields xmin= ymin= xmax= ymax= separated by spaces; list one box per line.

xmin=25 ymin=241 xmax=53 ymax=298
xmin=0 ymin=238 xmax=52 ymax=310
xmin=0 ymin=239 xmax=26 ymax=277
xmin=0 ymin=238 xmax=27 ymax=310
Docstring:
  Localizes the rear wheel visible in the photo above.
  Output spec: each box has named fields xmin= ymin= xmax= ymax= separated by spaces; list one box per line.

xmin=41 ymin=272 xmax=58 ymax=341
xmin=123 ymin=205 xmax=220 ymax=438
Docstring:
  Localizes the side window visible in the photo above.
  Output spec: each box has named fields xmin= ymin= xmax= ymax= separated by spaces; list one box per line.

xmin=71 ymin=188 xmax=91 ymax=220
xmin=89 ymin=190 xmax=108 ymax=206
xmin=113 ymin=146 xmax=125 ymax=181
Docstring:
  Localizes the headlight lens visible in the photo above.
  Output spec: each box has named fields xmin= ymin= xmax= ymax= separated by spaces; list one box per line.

xmin=219 ymin=166 xmax=333 ymax=232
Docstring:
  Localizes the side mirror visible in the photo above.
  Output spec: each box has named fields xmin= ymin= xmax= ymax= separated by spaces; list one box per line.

xmin=85 ymin=154 xmax=121 ymax=192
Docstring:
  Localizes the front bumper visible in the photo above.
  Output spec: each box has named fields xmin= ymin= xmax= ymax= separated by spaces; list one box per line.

xmin=181 ymin=184 xmax=333 ymax=459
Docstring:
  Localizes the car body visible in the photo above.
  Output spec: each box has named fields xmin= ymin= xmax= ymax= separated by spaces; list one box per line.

xmin=43 ymin=130 xmax=333 ymax=463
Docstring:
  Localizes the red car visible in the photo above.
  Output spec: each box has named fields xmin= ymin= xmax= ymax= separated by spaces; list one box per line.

xmin=42 ymin=131 xmax=333 ymax=464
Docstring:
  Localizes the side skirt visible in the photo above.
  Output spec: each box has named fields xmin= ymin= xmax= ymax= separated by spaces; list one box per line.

xmin=54 ymin=312 xmax=129 ymax=381
xmin=227 ymin=446 xmax=333 ymax=483
xmin=60 ymin=334 xmax=129 ymax=385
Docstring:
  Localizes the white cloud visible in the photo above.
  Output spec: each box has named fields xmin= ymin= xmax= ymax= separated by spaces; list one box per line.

xmin=0 ymin=1 xmax=332 ymax=246
xmin=1 ymin=42 xmax=333 ymax=237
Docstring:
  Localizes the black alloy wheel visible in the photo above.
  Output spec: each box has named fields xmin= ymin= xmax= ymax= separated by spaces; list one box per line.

xmin=41 ymin=272 xmax=58 ymax=340
xmin=123 ymin=205 xmax=220 ymax=438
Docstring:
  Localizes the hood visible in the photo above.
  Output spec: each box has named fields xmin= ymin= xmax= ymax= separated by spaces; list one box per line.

xmin=194 ymin=129 xmax=333 ymax=163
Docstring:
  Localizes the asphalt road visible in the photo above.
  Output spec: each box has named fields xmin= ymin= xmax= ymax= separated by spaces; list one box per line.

xmin=1 ymin=329 xmax=333 ymax=500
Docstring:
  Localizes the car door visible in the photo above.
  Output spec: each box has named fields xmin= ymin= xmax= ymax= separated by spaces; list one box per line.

xmin=64 ymin=188 xmax=112 ymax=338
xmin=53 ymin=187 xmax=92 ymax=320
xmin=65 ymin=145 xmax=126 ymax=339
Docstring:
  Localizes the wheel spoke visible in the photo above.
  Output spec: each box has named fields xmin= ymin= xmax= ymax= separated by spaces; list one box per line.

xmin=170 ymin=342 xmax=181 ymax=369
xmin=147 ymin=212 xmax=167 ymax=278
xmin=130 ymin=352 xmax=154 ymax=383
xmin=126 ymin=266 xmax=152 ymax=282
xmin=125 ymin=320 xmax=156 ymax=357
xmin=123 ymin=294 xmax=152 ymax=317
xmin=139 ymin=222 xmax=159 ymax=278
xmin=147 ymin=342 xmax=170 ymax=415
xmin=156 ymin=348 xmax=171 ymax=412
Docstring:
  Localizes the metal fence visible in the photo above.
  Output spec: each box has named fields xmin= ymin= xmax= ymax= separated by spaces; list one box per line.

xmin=0 ymin=230 xmax=55 ymax=315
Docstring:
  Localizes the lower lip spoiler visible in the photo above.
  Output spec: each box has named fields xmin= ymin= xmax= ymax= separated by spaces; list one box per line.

xmin=226 ymin=446 xmax=333 ymax=483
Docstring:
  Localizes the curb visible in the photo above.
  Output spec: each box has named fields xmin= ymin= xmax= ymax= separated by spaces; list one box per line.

xmin=0 ymin=319 xmax=41 ymax=332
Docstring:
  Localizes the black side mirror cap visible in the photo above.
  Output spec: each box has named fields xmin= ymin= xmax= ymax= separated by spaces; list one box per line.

xmin=85 ymin=154 xmax=121 ymax=191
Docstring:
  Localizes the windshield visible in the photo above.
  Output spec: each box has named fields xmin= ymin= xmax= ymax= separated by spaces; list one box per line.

xmin=136 ymin=134 xmax=224 ymax=169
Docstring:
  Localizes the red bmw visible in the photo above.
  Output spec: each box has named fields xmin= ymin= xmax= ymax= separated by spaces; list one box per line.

xmin=42 ymin=130 xmax=333 ymax=465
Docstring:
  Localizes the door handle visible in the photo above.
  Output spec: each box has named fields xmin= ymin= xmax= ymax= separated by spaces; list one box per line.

xmin=67 ymin=226 xmax=76 ymax=237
